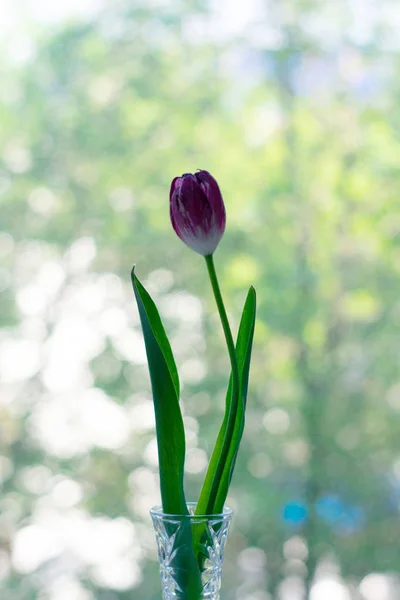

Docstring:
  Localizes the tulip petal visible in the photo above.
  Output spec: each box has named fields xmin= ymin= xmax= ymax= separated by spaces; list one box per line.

xmin=195 ymin=170 xmax=226 ymax=233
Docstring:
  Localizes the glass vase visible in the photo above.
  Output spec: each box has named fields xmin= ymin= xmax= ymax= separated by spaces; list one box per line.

xmin=150 ymin=502 xmax=233 ymax=600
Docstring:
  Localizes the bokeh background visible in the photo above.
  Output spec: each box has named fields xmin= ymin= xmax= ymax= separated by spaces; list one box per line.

xmin=1 ymin=0 xmax=400 ymax=598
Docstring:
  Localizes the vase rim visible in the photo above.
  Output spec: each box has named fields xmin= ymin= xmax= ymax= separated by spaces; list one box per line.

xmin=150 ymin=501 xmax=233 ymax=519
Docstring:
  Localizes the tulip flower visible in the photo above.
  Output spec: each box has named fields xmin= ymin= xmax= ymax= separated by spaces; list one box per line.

xmin=133 ymin=168 xmax=256 ymax=518
xmin=132 ymin=168 xmax=256 ymax=599
xmin=170 ymin=169 xmax=246 ymax=516
xmin=169 ymin=170 xmax=226 ymax=256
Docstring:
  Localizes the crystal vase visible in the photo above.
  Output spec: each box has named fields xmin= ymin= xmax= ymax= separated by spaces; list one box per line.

xmin=150 ymin=503 xmax=233 ymax=600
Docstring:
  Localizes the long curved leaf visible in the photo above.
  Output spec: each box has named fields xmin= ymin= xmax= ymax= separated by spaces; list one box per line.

xmin=131 ymin=267 xmax=187 ymax=516
xmin=196 ymin=286 xmax=256 ymax=515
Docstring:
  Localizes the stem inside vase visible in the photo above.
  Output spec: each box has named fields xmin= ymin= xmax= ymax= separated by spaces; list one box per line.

xmin=151 ymin=503 xmax=233 ymax=600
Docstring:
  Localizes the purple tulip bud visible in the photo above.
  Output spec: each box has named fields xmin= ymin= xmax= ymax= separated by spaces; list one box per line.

xmin=169 ymin=170 xmax=226 ymax=256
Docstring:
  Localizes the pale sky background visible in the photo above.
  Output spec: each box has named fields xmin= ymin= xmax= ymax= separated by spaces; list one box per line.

xmin=2 ymin=0 xmax=400 ymax=70
xmin=0 ymin=0 xmax=267 ymax=65
xmin=0 ymin=0 xmax=262 ymax=41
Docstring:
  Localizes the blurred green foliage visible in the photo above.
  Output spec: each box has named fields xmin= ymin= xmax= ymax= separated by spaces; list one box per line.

xmin=1 ymin=1 xmax=400 ymax=599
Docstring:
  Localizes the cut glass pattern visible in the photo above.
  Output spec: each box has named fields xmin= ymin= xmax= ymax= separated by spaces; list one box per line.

xmin=151 ymin=503 xmax=232 ymax=600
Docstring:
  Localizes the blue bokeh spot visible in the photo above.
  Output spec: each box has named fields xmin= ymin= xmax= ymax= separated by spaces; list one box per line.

xmin=316 ymin=494 xmax=365 ymax=535
xmin=282 ymin=499 xmax=308 ymax=525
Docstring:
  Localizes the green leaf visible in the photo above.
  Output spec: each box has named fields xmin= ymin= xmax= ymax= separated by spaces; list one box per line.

xmin=196 ymin=286 xmax=256 ymax=515
xmin=131 ymin=267 xmax=187 ymax=516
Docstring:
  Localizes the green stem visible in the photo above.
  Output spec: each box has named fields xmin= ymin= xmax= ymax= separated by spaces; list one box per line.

xmin=204 ymin=254 xmax=240 ymax=513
